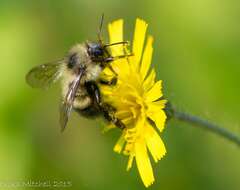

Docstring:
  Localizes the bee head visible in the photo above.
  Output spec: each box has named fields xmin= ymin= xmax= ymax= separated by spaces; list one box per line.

xmin=87 ymin=42 xmax=105 ymax=58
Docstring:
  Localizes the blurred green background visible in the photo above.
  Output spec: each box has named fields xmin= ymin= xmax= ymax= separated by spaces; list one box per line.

xmin=0 ymin=0 xmax=239 ymax=189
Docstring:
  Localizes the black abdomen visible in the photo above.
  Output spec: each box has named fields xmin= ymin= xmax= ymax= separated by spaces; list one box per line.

xmin=74 ymin=105 xmax=102 ymax=118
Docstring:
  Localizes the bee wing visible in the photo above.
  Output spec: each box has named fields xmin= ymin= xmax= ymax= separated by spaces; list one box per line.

xmin=60 ymin=69 xmax=84 ymax=132
xmin=26 ymin=60 xmax=63 ymax=89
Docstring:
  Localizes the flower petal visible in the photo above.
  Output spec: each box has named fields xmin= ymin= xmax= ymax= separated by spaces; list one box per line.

xmin=107 ymin=19 xmax=131 ymax=78
xmin=145 ymin=123 xmax=166 ymax=162
xmin=102 ymin=123 xmax=115 ymax=133
xmin=140 ymin=36 xmax=153 ymax=80
xmin=143 ymin=69 xmax=156 ymax=91
xmin=135 ymin=138 xmax=154 ymax=187
xmin=108 ymin=19 xmax=124 ymax=56
xmin=147 ymin=109 xmax=167 ymax=132
xmin=148 ymin=100 xmax=167 ymax=111
xmin=144 ymin=80 xmax=163 ymax=102
xmin=113 ymin=132 xmax=126 ymax=153
xmin=131 ymin=18 xmax=148 ymax=70
xmin=127 ymin=153 xmax=135 ymax=171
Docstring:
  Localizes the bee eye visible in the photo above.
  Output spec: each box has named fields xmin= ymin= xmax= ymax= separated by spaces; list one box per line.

xmin=93 ymin=48 xmax=103 ymax=56
xmin=87 ymin=43 xmax=104 ymax=58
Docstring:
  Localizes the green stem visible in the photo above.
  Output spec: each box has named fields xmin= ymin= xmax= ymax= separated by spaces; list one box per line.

xmin=172 ymin=109 xmax=240 ymax=147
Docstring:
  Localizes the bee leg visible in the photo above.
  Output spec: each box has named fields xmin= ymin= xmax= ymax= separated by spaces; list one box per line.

xmin=85 ymin=81 xmax=101 ymax=105
xmin=108 ymin=65 xmax=118 ymax=77
xmin=85 ymin=81 xmax=125 ymax=129
xmin=99 ymin=103 xmax=126 ymax=130
xmin=104 ymin=54 xmax=133 ymax=62
xmin=99 ymin=77 xmax=117 ymax=86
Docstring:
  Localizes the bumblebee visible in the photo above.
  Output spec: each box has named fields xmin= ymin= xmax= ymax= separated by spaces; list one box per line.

xmin=26 ymin=16 xmax=129 ymax=131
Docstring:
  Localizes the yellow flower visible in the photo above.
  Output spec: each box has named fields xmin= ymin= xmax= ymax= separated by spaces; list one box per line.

xmin=100 ymin=18 xmax=167 ymax=187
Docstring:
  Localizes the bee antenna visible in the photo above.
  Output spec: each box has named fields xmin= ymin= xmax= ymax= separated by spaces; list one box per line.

xmin=104 ymin=41 xmax=129 ymax=48
xmin=98 ymin=13 xmax=104 ymax=44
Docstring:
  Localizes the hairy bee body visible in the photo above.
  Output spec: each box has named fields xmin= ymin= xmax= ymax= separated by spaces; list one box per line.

xmin=26 ymin=39 xmax=127 ymax=131
xmin=61 ymin=43 xmax=102 ymax=112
